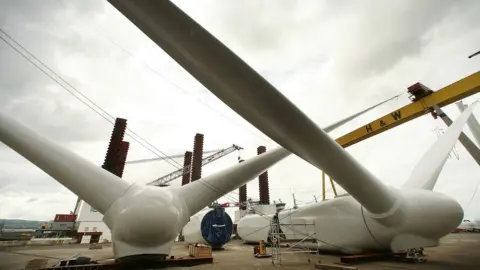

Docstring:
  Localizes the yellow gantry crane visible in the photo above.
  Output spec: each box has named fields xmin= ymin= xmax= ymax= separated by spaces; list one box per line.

xmin=321 ymin=71 xmax=480 ymax=200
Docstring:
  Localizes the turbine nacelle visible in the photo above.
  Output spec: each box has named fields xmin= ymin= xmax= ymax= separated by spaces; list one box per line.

xmin=401 ymin=189 xmax=463 ymax=238
xmin=238 ymin=189 xmax=463 ymax=253
xmin=102 ymin=184 xmax=190 ymax=259
xmin=365 ymin=189 xmax=463 ymax=251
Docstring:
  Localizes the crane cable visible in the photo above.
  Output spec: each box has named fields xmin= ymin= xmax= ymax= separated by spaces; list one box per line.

xmin=0 ymin=27 xmax=182 ymax=169
xmin=55 ymin=0 xmax=271 ymax=145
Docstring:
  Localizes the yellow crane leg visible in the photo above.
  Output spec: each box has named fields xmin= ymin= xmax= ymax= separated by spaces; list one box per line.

xmin=322 ymin=171 xmax=326 ymax=201
xmin=335 ymin=71 xmax=480 ymax=148
xmin=329 ymin=176 xmax=338 ymax=197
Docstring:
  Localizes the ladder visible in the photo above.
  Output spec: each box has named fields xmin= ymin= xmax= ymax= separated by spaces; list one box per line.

xmin=270 ymin=213 xmax=281 ymax=264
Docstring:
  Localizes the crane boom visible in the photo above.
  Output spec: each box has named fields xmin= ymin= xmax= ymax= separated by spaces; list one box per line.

xmin=324 ymin=72 xmax=480 ymax=193
xmin=336 ymin=71 xmax=480 ymax=148
xmin=125 ymin=149 xmax=221 ymax=165
xmin=148 ymin=144 xmax=243 ymax=186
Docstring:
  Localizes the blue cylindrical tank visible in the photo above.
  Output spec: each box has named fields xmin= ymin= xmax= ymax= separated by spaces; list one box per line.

xmin=200 ymin=207 xmax=233 ymax=248
xmin=183 ymin=207 xmax=233 ymax=249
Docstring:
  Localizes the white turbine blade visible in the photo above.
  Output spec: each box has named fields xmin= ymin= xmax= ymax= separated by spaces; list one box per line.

xmin=403 ymin=102 xmax=478 ymax=190
xmin=0 ymin=111 xmax=133 ymax=214
xmin=179 ymin=147 xmax=289 ymax=215
xmin=436 ymin=104 xmax=480 ymax=165
xmin=107 ymin=0 xmax=398 ymax=215
xmin=321 ymin=94 xmax=402 ymax=133
xmin=179 ymin=109 xmax=380 ymax=215
xmin=457 ymin=101 xmax=480 ymax=146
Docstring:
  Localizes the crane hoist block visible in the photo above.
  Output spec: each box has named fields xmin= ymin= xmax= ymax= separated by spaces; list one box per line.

xmin=408 ymin=83 xmax=434 ymax=102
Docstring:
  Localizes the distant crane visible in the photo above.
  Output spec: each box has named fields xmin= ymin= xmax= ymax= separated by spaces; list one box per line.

xmin=125 ymin=149 xmax=221 ymax=165
xmin=468 ymin=49 xmax=480 ymax=59
xmin=147 ymin=144 xmax=243 ymax=186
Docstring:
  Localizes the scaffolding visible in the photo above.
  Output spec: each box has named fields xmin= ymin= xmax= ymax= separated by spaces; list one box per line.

xmin=269 ymin=213 xmax=319 ymax=265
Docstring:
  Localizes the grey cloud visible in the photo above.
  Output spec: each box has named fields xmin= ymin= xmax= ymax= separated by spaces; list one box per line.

xmin=0 ymin=0 xmax=118 ymax=142
xmin=0 ymin=153 xmax=66 ymax=194
xmin=185 ymin=0 xmax=476 ymax=80
xmin=3 ymin=94 xmax=114 ymax=143
xmin=0 ymin=177 xmax=11 ymax=189
xmin=333 ymin=0 xmax=457 ymax=77
xmin=0 ymin=0 xmax=107 ymax=59
xmin=0 ymin=41 xmax=50 ymax=106
xmin=0 ymin=0 xmax=104 ymax=24
xmin=26 ymin=197 xmax=38 ymax=203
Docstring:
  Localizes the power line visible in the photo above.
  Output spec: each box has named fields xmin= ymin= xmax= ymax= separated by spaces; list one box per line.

xmin=0 ymin=27 xmax=182 ymax=169
xmin=56 ymin=0 xmax=271 ymax=144
xmin=468 ymin=49 xmax=480 ymax=59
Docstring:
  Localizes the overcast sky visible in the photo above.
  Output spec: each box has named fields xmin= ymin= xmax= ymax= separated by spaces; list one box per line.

xmin=0 ymin=0 xmax=479 ymax=221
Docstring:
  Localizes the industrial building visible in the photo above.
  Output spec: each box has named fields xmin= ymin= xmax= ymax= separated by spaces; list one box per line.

xmin=73 ymin=202 xmax=110 ymax=243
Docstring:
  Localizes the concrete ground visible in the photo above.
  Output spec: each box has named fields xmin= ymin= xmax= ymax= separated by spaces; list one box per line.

xmin=0 ymin=233 xmax=479 ymax=270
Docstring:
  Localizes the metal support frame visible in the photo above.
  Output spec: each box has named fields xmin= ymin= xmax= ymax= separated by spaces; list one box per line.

xmin=321 ymin=172 xmax=326 ymax=201
xmin=405 ymin=248 xmax=427 ymax=263
xmin=269 ymin=215 xmax=319 ymax=265
xmin=321 ymin=171 xmax=338 ymax=200
xmin=329 ymin=176 xmax=338 ymax=197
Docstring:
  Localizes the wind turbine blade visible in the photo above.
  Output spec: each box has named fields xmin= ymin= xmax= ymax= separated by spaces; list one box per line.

xmin=179 ymin=147 xmax=289 ymax=215
xmin=435 ymin=104 xmax=480 ymax=166
xmin=0 ymin=111 xmax=133 ymax=214
xmin=403 ymin=102 xmax=478 ymax=190
xmin=107 ymin=0 xmax=398 ymax=215
xmin=457 ymin=101 xmax=480 ymax=146
xmin=323 ymin=94 xmax=402 ymax=132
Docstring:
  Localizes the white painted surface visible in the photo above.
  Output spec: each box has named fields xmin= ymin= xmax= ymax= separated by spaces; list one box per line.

xmin=435 ymin=104 xmax=480 ymax=170
xmin=238 ymin=189 xmax=463 ymax=253
xmin=457 ymin=101 xmax=480 ymax=146
xmin=0 ymin=109 xmax=133 ymax=215
xmin=80 ymin=235 xmax=91 ymax=244
xmin=76 ymin=221 xmax=111 ymax=242
xmin=457 ymin=220 xmax=480 ymax=231
xmin=252 ymin=205 xmax=277 ymax=216
xmin=77 ymin=200 xmax=104 ymax=222
xmin=404 ymin=103 xmax=479 ymax=190
xmin=234 ymin=210 xmax=247 ymax=223
xmin=76 ymin=200 xmax=112 ymax=242
xmin=182 ymin=209 xmax=209 ymax=245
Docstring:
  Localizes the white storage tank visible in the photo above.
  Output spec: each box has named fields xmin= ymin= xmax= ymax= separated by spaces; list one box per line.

xmin=236 ymin=213 xmax=271 ymax=243
xmin=183 ymin=207 xmax=233 ymax=249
